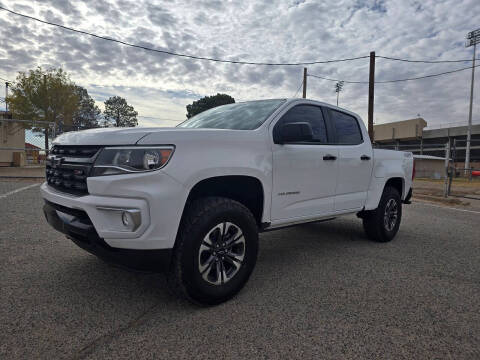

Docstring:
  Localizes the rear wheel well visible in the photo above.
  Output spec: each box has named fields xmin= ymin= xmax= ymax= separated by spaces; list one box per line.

xmin=385 ymin=177 xmax=403 ymax=198
xmin=184 ymin=176 xmax=264 ymax=226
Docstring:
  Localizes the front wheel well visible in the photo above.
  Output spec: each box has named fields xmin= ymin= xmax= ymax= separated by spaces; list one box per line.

xmin=184 ymin=176 xmax=264 ymax=226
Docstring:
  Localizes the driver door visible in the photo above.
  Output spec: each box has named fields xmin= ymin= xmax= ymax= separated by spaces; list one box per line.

xmin=271 ymin=104 xmax=339 ymax=222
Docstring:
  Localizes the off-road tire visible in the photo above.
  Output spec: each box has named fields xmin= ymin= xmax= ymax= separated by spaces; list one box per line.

xmin=168 ymin=197 xmax=258 ymax=305
xmin=362 ymin=186 xmax=402 ymax=242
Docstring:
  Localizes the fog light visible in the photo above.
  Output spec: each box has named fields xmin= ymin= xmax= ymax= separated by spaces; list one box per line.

xmin=119 ymin=209 xmax=141 ymax=231
xmin=96 ymin=206 xmax=142 ymax=232
xmin=122 ymin=211 xmax=131 ymax=227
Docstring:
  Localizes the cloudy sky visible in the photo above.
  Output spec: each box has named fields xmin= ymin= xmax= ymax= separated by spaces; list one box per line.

xmin=0 ymin=0 xmax=479 ymax=128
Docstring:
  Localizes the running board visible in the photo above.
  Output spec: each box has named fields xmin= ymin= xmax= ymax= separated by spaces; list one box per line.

xmin=260 ymin=217 xmax=336 ymax=233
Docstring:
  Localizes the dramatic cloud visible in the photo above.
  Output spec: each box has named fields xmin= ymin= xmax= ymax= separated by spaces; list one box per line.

xmin=0 ymin=0 xmax=479 ymax=127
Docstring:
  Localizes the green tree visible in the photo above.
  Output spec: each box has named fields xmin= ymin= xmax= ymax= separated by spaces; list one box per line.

xmin=6 ymin=67 xmax=78 ymax=148
xmin=103 ymin=96 xmax=138 ymax=127
xmin=73 ymin=86 xmax=101 ymax=129
xmin=186 ymin=93 xmax=235 ymax=118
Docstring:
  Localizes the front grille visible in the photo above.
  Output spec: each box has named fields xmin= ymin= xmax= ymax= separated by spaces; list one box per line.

xmin=46 ymin=145 xmax=101 ymax=196
xmin=50 ymin=145 xmax=100 ymax=158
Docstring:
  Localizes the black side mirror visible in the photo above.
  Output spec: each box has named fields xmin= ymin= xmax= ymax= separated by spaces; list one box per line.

xmin=279 ymin=122 xmax=313 ymax=143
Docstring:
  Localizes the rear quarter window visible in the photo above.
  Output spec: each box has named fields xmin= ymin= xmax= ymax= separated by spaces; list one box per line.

xmin=329 ymin=110 xmax=363 ymax=144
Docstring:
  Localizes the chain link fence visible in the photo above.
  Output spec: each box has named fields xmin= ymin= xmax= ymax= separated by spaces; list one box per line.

xmin=0 ymin=118 xmax=91 ymax=167
xmin=375 ymin=138 xmax=480 ymax=199
xmin=444 ymin=139 xmax=480 ymax=199
xmin=375 ymin=139 xmax=480 ymax=173
xmin=1 ymin=118 xmax=53 ymax=166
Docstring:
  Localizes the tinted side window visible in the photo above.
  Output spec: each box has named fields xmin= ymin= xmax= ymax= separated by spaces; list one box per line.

xmin=274 ymin=105 xmax=328 ymax=143
xmin=330 ymin=110 xmax=362 ymax=144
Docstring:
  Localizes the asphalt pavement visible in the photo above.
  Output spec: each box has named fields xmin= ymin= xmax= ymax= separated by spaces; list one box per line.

xmin=1 ymin=180 xmax=479 ymax=359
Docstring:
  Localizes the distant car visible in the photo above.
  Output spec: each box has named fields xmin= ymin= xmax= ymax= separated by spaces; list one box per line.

xmin=41 ymin=98 xmax=414 ymax=305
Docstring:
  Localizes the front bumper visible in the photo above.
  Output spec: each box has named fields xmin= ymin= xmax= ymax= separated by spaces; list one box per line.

xmin=43 ymin=200 xmax=171 ymax=271
xmin=40 ymin=169 xmax=187 ymax=250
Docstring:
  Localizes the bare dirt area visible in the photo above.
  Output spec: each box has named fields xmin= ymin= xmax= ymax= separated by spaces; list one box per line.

xmin=413 ymin=178 xmax=480 ymax=210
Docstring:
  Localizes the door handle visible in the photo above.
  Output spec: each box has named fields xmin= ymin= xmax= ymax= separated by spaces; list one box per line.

xmin=323 ymin=154 xmax=337 ymax=161
xmin=360 ymin=155 xmax=371 ymax=160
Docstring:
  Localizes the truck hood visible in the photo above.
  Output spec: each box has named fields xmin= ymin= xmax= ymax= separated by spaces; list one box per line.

xmin=53 ymin=127 xmax=158 ymax=145
xmin=53 ymin=127 xmax=262 ymax=146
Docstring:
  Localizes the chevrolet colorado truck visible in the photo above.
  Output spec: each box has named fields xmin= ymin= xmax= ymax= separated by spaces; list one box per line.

xmin=42 ymin=98 xmax=413 ymax=305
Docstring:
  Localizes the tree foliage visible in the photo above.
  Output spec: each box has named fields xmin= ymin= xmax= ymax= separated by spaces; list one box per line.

xmin=7 ymin=67 xmax=78 ymax=126
xmin=186 ymin=93 xmax=235 ymax=118
xmin=6 ymin=67 xmax=139 ymax=141
xmin=72 ymin=86 xmax=101 ymax=129
xmin=103 ymin=96 xmax=138 ymax=127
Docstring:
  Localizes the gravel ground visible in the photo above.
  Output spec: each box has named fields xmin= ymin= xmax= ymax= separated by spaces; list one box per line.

xmin=1 ymin=181 xmax=479 ymax=359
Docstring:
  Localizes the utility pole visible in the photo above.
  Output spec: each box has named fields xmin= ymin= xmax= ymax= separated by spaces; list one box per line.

xmin=5 ymin=82 xmax=9 ymax=112
xmin=465 ymin=28 xmax=479 ymax=175
xmin=302 ymin=68 xmax=307 ymax=98
xmin=44 ymin=74 xmax=49 ymax=152
xmin=368 ymin=51 xmax=375 ymax=143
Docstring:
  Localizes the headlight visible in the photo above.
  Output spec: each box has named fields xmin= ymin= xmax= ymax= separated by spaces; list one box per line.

xmin=92 ymin=146 xmax=174 ymax=176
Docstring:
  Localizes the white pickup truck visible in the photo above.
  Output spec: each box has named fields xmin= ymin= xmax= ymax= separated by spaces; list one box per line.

xmin=42 ymin=98 xmax=413 ymax=305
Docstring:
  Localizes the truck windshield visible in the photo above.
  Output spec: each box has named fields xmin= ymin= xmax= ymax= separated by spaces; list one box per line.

xmin=178 ymin=99 xmax=286 ymax=130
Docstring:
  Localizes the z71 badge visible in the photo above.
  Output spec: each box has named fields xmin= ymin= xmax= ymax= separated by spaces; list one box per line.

xmin=277 ymin=191 xmax=300 ymax=196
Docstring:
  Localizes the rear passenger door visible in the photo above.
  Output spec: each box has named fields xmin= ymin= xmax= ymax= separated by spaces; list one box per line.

xmin=327 ymin=109 xmax=373 ymax=211
xmin=271 ymin=104 xmax=339 ymax=221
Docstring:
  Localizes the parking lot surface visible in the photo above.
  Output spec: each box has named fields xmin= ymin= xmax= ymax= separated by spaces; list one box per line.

xmin=1 ymin=181 xmax=479 ymax=359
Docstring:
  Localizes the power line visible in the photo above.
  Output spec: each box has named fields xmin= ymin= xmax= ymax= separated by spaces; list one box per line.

xmin=292 ymin=80 xmax=304 ymax=98
xmin=0 ymin=6 xmax=369 ymax=66
xmin=308 ymin=74 xmax=366 ymax=84
xmin=308 ymin=63 xmax=480 ymax=84
xmin=0 ymin=76 xmax=13 ymax=83
xmin=1 ymin=6 xmax=479 ymax=69
xmin=377 ymin=55 xmax=480 ymax=63
xmin=376 ymin=64 xmax=480 ymax=83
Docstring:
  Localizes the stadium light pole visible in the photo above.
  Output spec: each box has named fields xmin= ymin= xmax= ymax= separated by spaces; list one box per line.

xmin=465 ymin=28 xmax=480 ymax=174
xmin=335 ymin=81 xmax=344 ymax=106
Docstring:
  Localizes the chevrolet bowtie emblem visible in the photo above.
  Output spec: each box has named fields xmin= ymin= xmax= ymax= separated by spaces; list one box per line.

xmin=51 ymin=156 xmax=64 ymax=169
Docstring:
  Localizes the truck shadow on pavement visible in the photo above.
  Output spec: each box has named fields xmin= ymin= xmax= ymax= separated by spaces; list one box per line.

xmin=55 ymin=216 xmax=371 ymax=309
